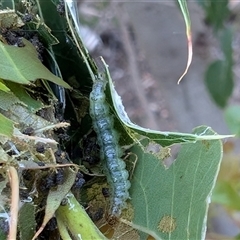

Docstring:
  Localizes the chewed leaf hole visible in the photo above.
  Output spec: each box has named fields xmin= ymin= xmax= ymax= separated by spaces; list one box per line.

xmin=145 ymin=143 xmax=181 ymax=169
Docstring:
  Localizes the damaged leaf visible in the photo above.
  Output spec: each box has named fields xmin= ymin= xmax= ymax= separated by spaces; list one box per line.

xmin=0 ymin=9 xmax=24 ymax=28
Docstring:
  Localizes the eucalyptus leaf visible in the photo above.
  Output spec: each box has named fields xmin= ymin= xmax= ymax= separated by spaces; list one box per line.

xmin=32 ymin=0 xmax=95 ymax=89
xmin=32 ymin=167 xmax=77 ymax=239
xmin=18 ymin=203 xmax=36 ymax=240
xmin=0 ymin=80 xmax=10 ymax=92
xmin=102 ymin=58 xmax=232 ymax=146
xmin=197 ymin=0 xmax=229 ymax=32
xmin=205 ymin=60 xmax=233 ymax=108
xmin=0 ymin=113 xmax=14 ymax=137
xmin=129 ymin=126 xmax=222 ymax=240
xmin=221 ymin=27 xmax=233 ymax=61
xmin=5 ymin=82 xmax=43 ymax=112
xmin=224 ymin=105 xmax=240 ymax=136
xmin=0 ymin=229 xmax=6 ymax=240
xmin=0 ymin=0 xmax=15 ymax=9
xmin=1 ymin=102 xmax=53 ymax=131
xmin=0 ymin=90 xmax=24 ymax=111
xmin=0 ymin=39 xmax=71 ymax=88
xmin=62 ymin=0 xmax=231 ymax=146
xmin=212 ymin=181 xmax=240 ymax=211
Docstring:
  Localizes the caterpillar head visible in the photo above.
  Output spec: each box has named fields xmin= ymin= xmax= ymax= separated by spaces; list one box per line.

xmin=90 ymin=81 xmax=106 ymax=102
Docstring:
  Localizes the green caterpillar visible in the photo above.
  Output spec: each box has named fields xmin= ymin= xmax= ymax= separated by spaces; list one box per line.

xmin=89 ymin=75 xmax=131 ymax=219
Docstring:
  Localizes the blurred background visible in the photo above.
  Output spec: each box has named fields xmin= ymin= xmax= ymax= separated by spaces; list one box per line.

xmin=76 ymin=1 xmax=240 ymax=239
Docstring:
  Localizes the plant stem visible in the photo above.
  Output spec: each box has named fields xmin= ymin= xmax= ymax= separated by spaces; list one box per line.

xmin=56 ymin=193 xmax=107 ymax=240
xmin=8 ymin=166 xmax=19 ymax=240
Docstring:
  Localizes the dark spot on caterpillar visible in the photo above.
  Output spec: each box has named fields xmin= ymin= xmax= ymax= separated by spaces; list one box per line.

xmin=89 ymin=76 xmax=131 ymax=219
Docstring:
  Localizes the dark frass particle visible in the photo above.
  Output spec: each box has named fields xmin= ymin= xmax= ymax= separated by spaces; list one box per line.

xmin=36 ymin=162 xmax=45 ymax=166
xmin=36 ymin=142 xmax=45 ymax=153
xmin=93 ymin=208 xmax=104 ymax=221
xmin=55 ymin=168 xmax=65 ymax=185
xmin=22 ymin=127 xmax=34 ymax=136
xmin=71 ymin=172 xmax=85 ymax=190
xmin=22 ymin=13 xmax=33 ymax=23
xmin=102 ymin=187 xmax=110 ymax=198
xmin=89 ymin=75 xmax=131 ymax=220
xmin=57 ymin=0 xmax=65 ymax=16
xmin=54 ymin=149 xmax=69 ymax=164
xmin=40 ymin=169 xmax=65 ymax=191
xmin=81 ymin=135 xmax=100 ymax=165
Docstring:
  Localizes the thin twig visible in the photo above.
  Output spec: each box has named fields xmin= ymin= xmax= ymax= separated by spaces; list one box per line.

xmin=113 ymin=3 xmax=159 ymax=130
xmin=8 ymin=166 xmax=19 ymax=240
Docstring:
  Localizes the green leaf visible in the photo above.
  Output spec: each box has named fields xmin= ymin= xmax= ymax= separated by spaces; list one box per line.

xmin=212 ymin=181 xmax=240 ymax=210
xmin=0 ymin=0 xmax=15 ymax=9
xmin=221 ymin=28 xmax=233 ymax=61
xmin=0 ymin=80 xmax=10 ymax=92
xmin=197 ymin=0 xmax=230 ymax=32
xmin=0 ymin=113 xmax=14 ymax=137
xmin=224 ymin=105 xmax=240 ymax=136
xmin=0 ymin=39 xmax=71 ymax=88
xmin=32 ymin=0 xmax=96 ymax=91
xmin=24 ymin=22 xmax=59 ymax=47
xmin=0 ymin=90 xmax=25 ymax=111
xmin=18 ymin=203 xmax=36 ymax=240
xmin=0 ymin=230 xmax=6 ymax=240
xmin=204 ymin=60 xmax=233 ymax=108
xmin=61 ymin=1 xmax=231 ymax=146
xmin=129 ymin=126 xmax=222 ymax=240
xmin=5 ymin=82 xmax=43 ymax=112
xmin=205 ymin=28 xmax=233 ymax=108
xmin=102 ymin=58 xmax=231 ymax=146
xmin=32 ymin=167 xmax=77 ymax=239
